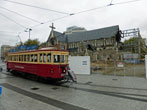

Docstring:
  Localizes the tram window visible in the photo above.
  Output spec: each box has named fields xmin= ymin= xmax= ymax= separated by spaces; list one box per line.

xmin=14 ymin=56 xmax=16 ymax=61
xmin=66 ymin=55 xmax=68 ymax=63
xmin=34 ymin=54 xmax=38 ymax=62
xmin=54 ymin=55 xmax=60 ymax=63
xmin=16 ymin=55 xmax=18 ymax=61
xmin=47 ymin=53 xmax=51 ymax=62
xmin=60 ymin=55 xmax=65 ymax=63
xmin=27 ymin=55 xmax=30 ymax=62
xmin=40 ymin=54 xmax=43 ymax=62
xmin=24 ymin=55 xmax=26 ymax=62
xmin=43 ymin=54 xmax=46 ymax=62
xmin=11 ymin=56 xmax=13 ymax=61
xmin=31 ymin=54 xmax=34 ymax=62
xmin=19 ymin=55 xmax=21 ymax=61
xmin=21 ymin=55 xmax=24 ymax=61
xmin=20 ymin=55 xmax=22 ymax=61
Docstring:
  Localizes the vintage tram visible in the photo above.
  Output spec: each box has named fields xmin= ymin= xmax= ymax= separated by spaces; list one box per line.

xmin=6 ymin=47 xmax=69 ymax=81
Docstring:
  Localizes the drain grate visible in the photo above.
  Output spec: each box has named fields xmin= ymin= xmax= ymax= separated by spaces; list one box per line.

xmin=31 ymin=87 xmax=39 ymax=90
xmin=85 ymin=81 xmax=93 ymax=84
xmin=112 ymin=79 xmax=118 ymax=81
xmin=52 ymin=87 xmax=59 ymax=90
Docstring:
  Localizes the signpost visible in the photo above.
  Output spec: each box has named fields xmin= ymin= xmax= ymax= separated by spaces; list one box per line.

xmin=69 ymin=56 xmax=90 ymax=75
xmin=0 ymin=86 xmax=2 ymax=95
xmin=145 ymin=55 xmax=147 ymax=78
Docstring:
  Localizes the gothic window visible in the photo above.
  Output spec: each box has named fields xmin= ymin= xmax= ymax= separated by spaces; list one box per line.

xmin=50 ymin=38 xmax=54 ymax=45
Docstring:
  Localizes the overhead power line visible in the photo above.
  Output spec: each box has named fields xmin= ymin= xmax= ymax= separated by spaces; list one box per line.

xmin=0 ymin=6 xmax=41 ymax=23
xmin=0 ymin=0 xmax=141 ymax=36
xmin=30 ymin=15 xmax=71 ymax=29
xmin=29 ymin=0 xmax=141 ymax=29
xmin=74 ymin=0 xmax=141 ymax=14
xmin=3 ymin=0 xmax=69 ymax=15
xmin=0 ymin=12 xmax=26 ymax=28
xmin=74 ymin=5 xmax=107 ymax=14
xmin=111 ymin=0 xmax=141 ymax=5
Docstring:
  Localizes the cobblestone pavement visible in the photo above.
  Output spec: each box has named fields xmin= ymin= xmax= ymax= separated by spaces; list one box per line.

xmin=0 ymin=63 xmax=147 ymax=110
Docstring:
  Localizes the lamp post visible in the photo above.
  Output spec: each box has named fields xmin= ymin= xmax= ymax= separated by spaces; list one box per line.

xmin=25 ymin=28 xmax=32 ymax=45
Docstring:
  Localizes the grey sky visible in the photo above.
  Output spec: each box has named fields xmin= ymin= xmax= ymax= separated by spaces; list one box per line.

xmin=0 ymin=0 xmax=146 ymax=47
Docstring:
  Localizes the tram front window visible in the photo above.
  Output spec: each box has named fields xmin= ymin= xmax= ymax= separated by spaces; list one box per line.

xmin=53 ymin=55 xmax=66 ymax=63
xmin=60 ymin=55 xmax=65 ymax=63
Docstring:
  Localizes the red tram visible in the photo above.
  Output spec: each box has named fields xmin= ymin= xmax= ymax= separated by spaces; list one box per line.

xmin=7 ymin=48 xmax=69 ymax=81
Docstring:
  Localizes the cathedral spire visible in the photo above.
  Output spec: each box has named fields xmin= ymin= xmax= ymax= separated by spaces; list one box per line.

xmin=50 ymin=23 xmax=55 ymax=30
xmin=47 ymin=23 xmax=58 ymax=46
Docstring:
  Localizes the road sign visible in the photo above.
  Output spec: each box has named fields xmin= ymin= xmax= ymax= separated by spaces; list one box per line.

xmin=0 ymin=86 xmax=2 ymax=95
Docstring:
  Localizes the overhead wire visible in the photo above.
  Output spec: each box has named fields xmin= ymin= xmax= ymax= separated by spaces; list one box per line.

xmin=30 ymin=15 xmax=71 ymax=29
xmin=73 ymin=0 xmax=141 ymax=14
xmin=110 ymin=0 xmax=141 ymax=5
xmin=29 ymin=0 xmax=141 ymax=29
xmin=0 ymin=6 xmax=41 ymax=23
xmin=3 ymin=0 xmax=70 ymax=15
xmin=73 ymin=5 xmax=107 ymax=15
xmin=0 ymin=12 xmax=27 ymax=28
xmin=0 ymin=0 xmax=142 ymax=42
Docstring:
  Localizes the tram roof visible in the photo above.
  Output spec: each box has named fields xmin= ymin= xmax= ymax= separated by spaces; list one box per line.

xmin=8 ymin=48 xmax=68 ymax=54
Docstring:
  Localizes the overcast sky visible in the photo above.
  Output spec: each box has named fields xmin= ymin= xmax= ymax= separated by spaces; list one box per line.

xmin=0 ymin=0 xmax=146 ymax=47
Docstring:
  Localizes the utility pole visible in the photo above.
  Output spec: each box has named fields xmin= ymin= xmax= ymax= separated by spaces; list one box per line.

xmin=138 ymin=28 xmax=141 ymax=60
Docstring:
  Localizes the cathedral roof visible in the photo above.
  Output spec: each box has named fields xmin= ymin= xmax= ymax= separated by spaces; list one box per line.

xmin=54 ymin=25 xmax=121 ymax=43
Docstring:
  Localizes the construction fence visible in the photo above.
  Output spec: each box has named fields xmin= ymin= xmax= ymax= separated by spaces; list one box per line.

xmin=91 ymin=54 xmax=146 ymax=78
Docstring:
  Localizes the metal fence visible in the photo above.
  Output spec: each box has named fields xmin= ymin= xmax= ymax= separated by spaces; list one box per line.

xmin=91 ymin=56 xmax=146 ymax=78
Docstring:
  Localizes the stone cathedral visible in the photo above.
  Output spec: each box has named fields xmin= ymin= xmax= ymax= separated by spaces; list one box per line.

xmin=46 ymin=24 xmax=122 ymax=62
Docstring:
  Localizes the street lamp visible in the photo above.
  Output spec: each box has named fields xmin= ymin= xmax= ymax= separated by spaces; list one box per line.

xmin=24 ymin=28 xmax=32 ymax=41
xmin=24 ymin=28 xmax=32 ymax=45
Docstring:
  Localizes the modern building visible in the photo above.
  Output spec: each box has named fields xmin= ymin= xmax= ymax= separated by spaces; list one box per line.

xmin=64 ymin=26 xmax=86 ymax=35
xmin=1 ymin=45 xmax=12 ymax=62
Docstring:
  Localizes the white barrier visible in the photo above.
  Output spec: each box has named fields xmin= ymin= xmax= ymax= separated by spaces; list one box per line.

xmin=145 ymin=55 xmax=147 ymax=78
xmin=69 ymin=56 xmax=90 ymax=75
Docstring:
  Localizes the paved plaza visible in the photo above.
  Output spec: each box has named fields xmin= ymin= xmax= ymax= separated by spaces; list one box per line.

xmin=0 ymin=63 xmax=147 ymax=110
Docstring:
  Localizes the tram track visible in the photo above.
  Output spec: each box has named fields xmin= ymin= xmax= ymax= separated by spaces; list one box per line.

xmin=2 ymin=71 xmax=147 ymax=103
